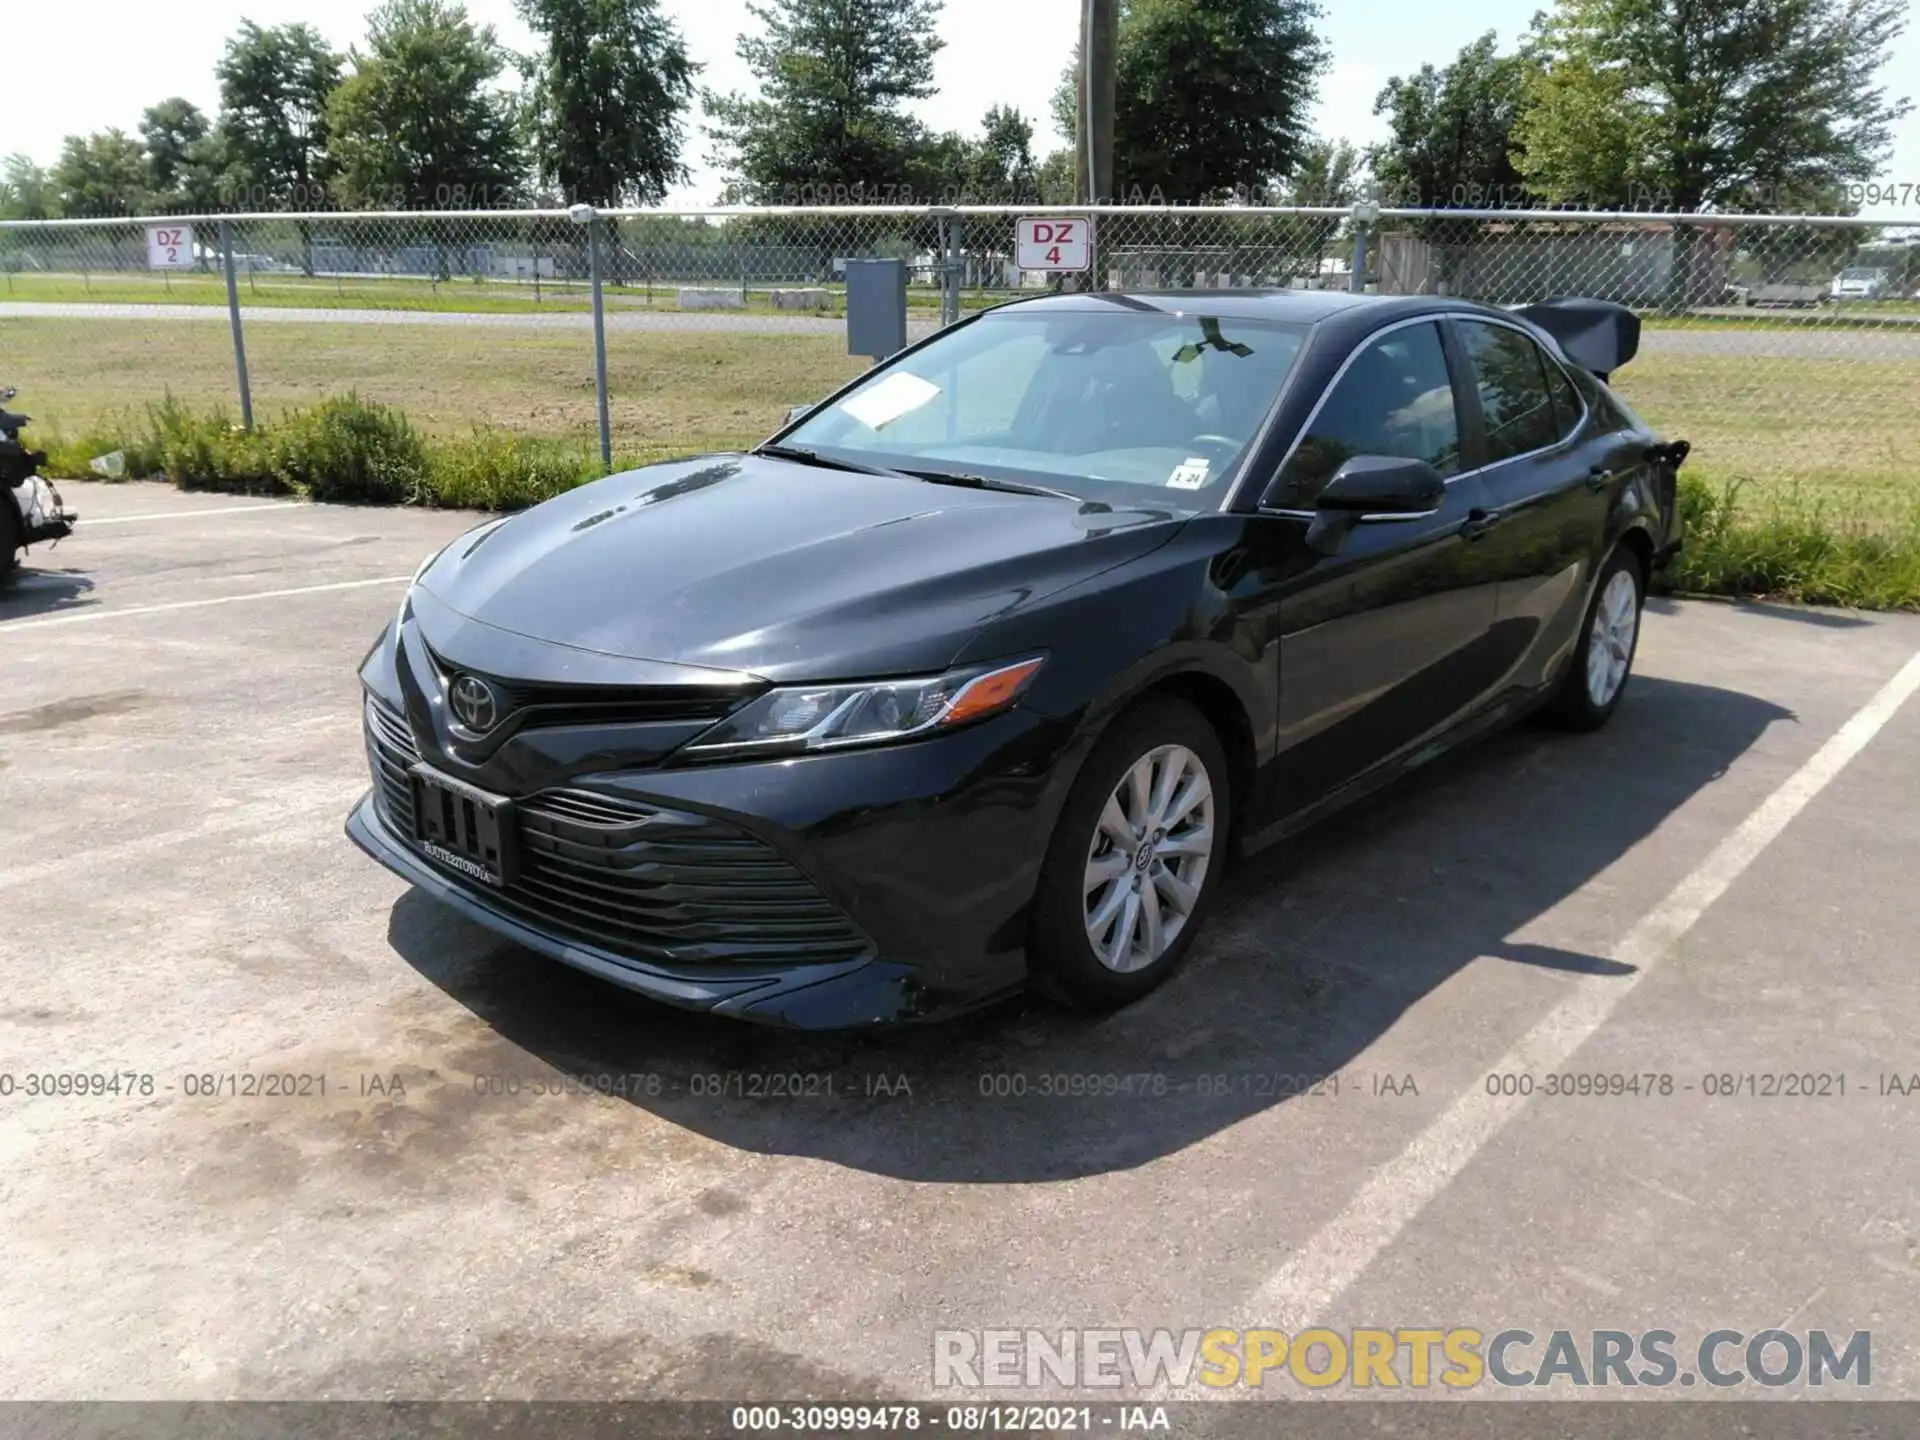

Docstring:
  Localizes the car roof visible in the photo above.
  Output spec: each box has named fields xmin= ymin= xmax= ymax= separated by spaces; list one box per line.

xmin=984 ymin=288 xmax=1483 ymax=326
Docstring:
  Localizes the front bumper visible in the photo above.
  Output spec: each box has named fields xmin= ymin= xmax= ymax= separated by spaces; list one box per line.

xmin=348 ymin=698 xmax=1079 ymax=1027
xmin=349 ymin=793 xmax=934 ymax=1026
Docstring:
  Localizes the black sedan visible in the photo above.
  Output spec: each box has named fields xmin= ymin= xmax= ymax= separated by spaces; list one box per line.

xmin=347 ymin=289 xmax=1686 ymax=1027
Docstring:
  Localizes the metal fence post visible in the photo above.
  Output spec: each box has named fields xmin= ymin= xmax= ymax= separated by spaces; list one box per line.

xmin=935 ymin=215 xmax=948 ymax=325
xmin=219 ymin=218 xmax=255 ymax=431
xmin=1349 ymin=201 xmax=1379 ymax=295
xmin=944 ymin=216 xmax=964 ymax=327
xmin=580 ymin=207 xmax=613 ymax=473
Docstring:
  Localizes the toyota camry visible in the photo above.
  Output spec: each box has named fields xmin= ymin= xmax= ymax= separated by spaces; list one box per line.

xmin=347 ymin=289 xmax=1687 ymax=1027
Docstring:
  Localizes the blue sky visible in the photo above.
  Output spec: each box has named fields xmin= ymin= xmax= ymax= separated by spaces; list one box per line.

xmin=4 ymin=0 xmax=1916 ymax=215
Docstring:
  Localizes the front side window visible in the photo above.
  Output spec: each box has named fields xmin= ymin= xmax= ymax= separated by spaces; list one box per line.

xmin=1269 ymin=321 xmax=1461 ymax=510
xmin=1458 ymin=320 xmax=1563 ymax=463
xmin=782 ymin=308 xmax=1307 ymax=509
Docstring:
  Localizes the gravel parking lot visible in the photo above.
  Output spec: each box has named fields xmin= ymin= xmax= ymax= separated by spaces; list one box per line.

xmin=5 ymin=481 xmax=1920 ymax=1412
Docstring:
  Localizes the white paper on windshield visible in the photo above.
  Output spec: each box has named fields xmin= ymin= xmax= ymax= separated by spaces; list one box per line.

xmin=838 ymin=371 xmax=941 ymax=430
xmin=1167 ymin=458 xmax=1211 ymax=490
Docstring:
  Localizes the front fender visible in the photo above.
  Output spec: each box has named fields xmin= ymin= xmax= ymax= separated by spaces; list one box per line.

xmin=954 ymin=515 xmax=1274 ymax=835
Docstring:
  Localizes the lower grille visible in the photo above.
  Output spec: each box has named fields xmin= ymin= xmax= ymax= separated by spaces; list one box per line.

xmin=362 ymin=695 xmax=871 ymax=967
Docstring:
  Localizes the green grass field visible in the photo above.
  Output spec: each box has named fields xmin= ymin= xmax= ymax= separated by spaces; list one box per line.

xmin=14 ymin=315 xmax=1915 ymax=522
xmin=1611 ymin=352 xmax=1920 ymax=529
xmin=15 ymin=312 xmax=1920 ymax=604
xmin=9 ymin=318 xmax=873 ymax=465
xmin=0 ymin=270 xmax=1005 ymax=317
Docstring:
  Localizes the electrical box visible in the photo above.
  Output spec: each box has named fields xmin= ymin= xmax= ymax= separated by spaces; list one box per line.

xmin=844 ymin=258 xmax=908 ymax=360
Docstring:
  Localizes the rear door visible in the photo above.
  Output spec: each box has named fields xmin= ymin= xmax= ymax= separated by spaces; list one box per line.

xmin=1447 ymin=317 xmax=1610 ymax=695
xmin=1250 ymin=319 xmax=1505 ymax=814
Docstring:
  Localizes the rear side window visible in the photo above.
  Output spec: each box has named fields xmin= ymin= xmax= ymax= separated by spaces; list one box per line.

xmin=1570 ymin=364 xmax=1641 ymax=434
xmin=1270 ymin=321 xmax=1461 ymax=510
xmin=1542 ymin=356 xmax=1583 ymax=437
xmin=1457 ymin=320 xmax=1561 ymax=463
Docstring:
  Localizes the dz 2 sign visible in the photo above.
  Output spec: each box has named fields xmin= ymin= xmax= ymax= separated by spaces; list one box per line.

xmin=1016 ymin=216 xmax=1094 ymax=273
xmin=146 ymin=225 xmax=195 ymax=270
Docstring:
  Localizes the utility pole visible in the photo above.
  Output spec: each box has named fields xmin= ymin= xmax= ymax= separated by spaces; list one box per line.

xmin=1076 ymin=0 xmax=1118 ymax=207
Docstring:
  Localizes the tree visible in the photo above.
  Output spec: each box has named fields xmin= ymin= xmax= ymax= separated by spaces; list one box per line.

xmin=140 ymin=99 xmax=211 ymax=196
xmin=964 ymin=104 xmax=1040 ymax=202
xmin=0 ymin=156 xmax=60 ymax=220
xmin=1288 ymin=137 xmax=1363 ymax=205
xmin=327 ymin=0 xmax=527 ymax=211
xmin=1513 ymin=0 xmax=1913 ymax=211
xmin=1371 ymin=34 xmax=1529 ymax=209
xmin=517 ymin=0 xmax=698 ymax=207
xmin=703 ymin=0 xmax=946 ymax=202
xmin=1035 ymin=149 xmax=1077 ymax=204
xmin=1054 ymin=0 xmax=1329 ymax=202
xmin=52 ymin=131 xmax=150 ymax=217
xmin=215 ymin=21 xmax=343 ymax=209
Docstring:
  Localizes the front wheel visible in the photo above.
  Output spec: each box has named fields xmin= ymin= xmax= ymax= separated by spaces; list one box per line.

xmin=1547 ymin=547 xmax=1644 ymax=731
xmin=1028 ymin=697 xmax=1233 ymax=1010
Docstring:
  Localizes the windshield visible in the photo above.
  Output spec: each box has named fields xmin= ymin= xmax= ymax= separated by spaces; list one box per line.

xmin=781 ymin=307 xmax=1307 ymax=509
xmin=1840 ymin=268 xmax=1885 ymax=281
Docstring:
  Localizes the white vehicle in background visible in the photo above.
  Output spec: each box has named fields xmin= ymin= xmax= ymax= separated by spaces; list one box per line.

xmin=1830 ymin=267 xmax=1894 ymax=300
xmin=0 ymin=387 xmax=77 ymax=585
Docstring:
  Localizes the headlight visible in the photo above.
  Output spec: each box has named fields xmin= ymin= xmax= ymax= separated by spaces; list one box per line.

xmin=682 ymin=656 xmax=1046 ymax=759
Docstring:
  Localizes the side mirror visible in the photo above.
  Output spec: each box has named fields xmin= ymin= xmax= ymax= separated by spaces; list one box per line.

xmin=1299 ymin=455 xmax=1445 ymax=554
xmin=1315 ymin=455 xmax=1445 ymax=516
xmin=785 ymin=403 xmax=816 ymax=426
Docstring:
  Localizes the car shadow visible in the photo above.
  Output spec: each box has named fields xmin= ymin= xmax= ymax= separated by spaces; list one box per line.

xmin=386 ymin=674 xmax=1791 ymax=1183
xmin=0 ymin=564 xmax=94 ymax=620
xmin=1646 ymin=595 xmax=1873 ymax=631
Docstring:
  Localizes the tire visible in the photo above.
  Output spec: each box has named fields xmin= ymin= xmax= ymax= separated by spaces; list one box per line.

xmin=0 ymin=491 xmax=22 ymax=588
xmin=1547 ymin=545 xmax=1645 ymax=732
xmin=1028 ymin=696 xmax=1233 ymax=1011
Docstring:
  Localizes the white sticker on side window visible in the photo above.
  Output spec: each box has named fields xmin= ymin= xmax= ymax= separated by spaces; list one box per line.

xmin=1167 ymin=458 xmax=1211 ymax=489
xmin=838 ymin=371 xmax=942 ymax=430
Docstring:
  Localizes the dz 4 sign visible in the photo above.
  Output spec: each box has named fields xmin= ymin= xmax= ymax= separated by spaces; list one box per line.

xmin=1016 ymin=216 xmax=1093 ymax=273
xmin=146 ymin=225 xmax=195 ymax=270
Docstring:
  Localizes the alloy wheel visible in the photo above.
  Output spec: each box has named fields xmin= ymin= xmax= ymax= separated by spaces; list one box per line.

xmin=1585 ymin=567 xmax=1640 ymax=708
xmin=1083 ymin=743 xmax=1216 ymax=974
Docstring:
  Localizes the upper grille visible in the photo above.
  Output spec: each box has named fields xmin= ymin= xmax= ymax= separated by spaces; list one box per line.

xmin=362 ymin=695 xmax=870 ymax=968
xmin=421 ymin=645 xmax=752 ymax=732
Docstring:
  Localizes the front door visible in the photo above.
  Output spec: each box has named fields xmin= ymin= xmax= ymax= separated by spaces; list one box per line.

xmin=1250 ymin=319 xmax=1507 ymax=815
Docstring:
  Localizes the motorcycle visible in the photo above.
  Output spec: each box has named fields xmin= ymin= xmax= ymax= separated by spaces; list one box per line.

xmin=1 ymin=387 xmax=77 ymax=583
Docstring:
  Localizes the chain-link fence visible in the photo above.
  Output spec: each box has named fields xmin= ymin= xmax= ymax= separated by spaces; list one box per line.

xmin=4 ymin=205 xmax=1917 ymax=521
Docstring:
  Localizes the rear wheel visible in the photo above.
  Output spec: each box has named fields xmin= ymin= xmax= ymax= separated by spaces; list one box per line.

xmin=0 ymin=492 xmax=23 ymax=587
xmin=1547 ymin=546 xmax=1644 ymax=731
xmin=1028 ymin=697 xmax=1232 ymax=1010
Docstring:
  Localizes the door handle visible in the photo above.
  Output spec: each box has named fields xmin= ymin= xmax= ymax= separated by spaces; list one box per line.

xmin=1586 ymin=464 xmax=1615 ymax=492
xmin=1460 ymin=507 xmax=1503 ymax=539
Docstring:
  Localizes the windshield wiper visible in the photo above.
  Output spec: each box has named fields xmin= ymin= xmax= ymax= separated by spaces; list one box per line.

xmin=753 ymin=443 xmax=903 ymax=477
xmin=894 ymin=468 xmax=1083 ymax=502
xmin=757 ymin=446 xmax=1082 ymax=502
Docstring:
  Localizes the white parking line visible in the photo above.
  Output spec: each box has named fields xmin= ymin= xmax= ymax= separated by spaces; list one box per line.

xmin=1239 ymin=644 xmax=1920 ymax=1333
xmin=0 ymin=575 xmax=411 ymax=632
xmin=82 ymin=504 xmax=303 ymax=525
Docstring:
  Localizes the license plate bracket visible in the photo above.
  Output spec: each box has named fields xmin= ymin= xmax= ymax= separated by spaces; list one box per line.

xmin=409 ymin=764 xmax=517 ymax=887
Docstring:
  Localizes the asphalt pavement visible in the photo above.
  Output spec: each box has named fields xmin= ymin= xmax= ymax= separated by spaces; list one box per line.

xmin=4 ymin=482 xmax=1919 ymax=1415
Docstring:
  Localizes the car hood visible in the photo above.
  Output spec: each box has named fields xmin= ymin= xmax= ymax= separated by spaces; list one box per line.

xmin=416 ymin=453 xmax=1185 ymax=682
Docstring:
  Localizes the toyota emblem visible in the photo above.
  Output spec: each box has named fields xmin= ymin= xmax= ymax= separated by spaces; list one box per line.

xmin=448 ymin=674 xmax=500 ymax=733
